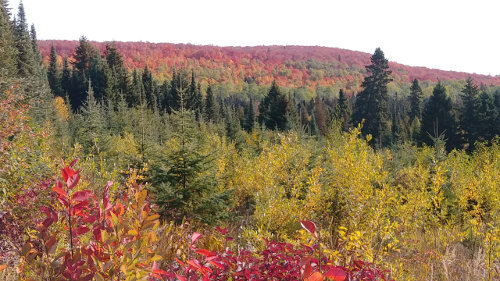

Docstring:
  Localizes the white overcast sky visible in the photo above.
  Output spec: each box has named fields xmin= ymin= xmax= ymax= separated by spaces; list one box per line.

xmin=12 ymin=0 xmax=500 ymax=76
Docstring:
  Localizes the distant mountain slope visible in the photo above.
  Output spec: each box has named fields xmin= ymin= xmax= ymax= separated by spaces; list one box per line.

xmin=38 ymin=40 xmax=500 ymax=89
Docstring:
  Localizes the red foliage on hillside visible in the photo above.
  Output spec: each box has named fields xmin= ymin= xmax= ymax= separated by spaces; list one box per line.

xmin=38 ymin=40 xmax=500 ymax=87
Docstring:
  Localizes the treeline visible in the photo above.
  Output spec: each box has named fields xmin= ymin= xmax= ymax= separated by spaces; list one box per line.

xmin=46 ymin=37 xmax=500 ymax=152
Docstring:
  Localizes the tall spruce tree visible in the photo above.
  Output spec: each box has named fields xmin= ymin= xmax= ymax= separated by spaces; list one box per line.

xmin=336 ymin=89 xmax=351 ymax=131
xmin=48 ymin=44 xmax=62 ymax=96
xmin=409 ymin=79 xmax=423 ymax=122
xmin=243 ymin=97 xmax=255 ymax=132
xmin=204 ymin=84 xmax=217 ymax=122
xmin=258 ymin=81 xmax=289 ymax=131
xmin=60 ymin=57 xmax=72 ymax=96
xmin=149 ymin=81 xmax=230 ymax=224
xmin=475 ymin=91 xmax=498 ymax=142
xmin=0 ymin=0 xmax=18 ymax=83
xmin=352 ymin=48 xmax=393 ymax=147
xmin=420 ymin=81 xmax=458 ymax=151
xmin=13 ymin=1 xmax=36 ymax=78
xmin=186 ymin=70 xmax=203 ymax=119
xmin=460 ymin=78 xmax=480 ymax=148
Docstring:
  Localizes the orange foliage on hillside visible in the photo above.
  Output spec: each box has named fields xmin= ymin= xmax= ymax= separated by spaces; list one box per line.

xmin=38 ymin=40 xmax=500 ymax=88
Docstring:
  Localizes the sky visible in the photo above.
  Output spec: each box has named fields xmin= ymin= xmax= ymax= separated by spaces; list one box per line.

xmin=11 ymin=0 xmax=500 ymax=76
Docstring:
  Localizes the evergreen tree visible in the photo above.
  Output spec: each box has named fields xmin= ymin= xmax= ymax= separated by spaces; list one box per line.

xmin=47 ymin=44 xmax=62 ymax=96
xmin=258 ymin=81 xmax=289 ymax=131
xmin=475 ymin=91 xmax=498 ymax=142
xmin=313 ymin=94 xmax=328 ymax=135
xmin=60 ymin=57 xmax=72 ymax=96
xmin=149 ymin=83 xmax=230 ymax=224
xmin=142 ymin=65 xmax=154 ymax=107
xmin=204 ymin=84 xmax=217 ymax=122
xmin=420 ymin=81 xmax=458 ymax=151
xmin=104 ymin=43 xmax=129 ymax=103
xmin=352 ymin=48 xmax=393 ymax=147
xmin=13 ymin=1 xmax=36 ymax=77
xmin=88 ymin=52 xmax=112 ymax=101
xmin=336 ymin=89 xmax=351 ymax=131
xmin=409 ymin=79 xmax=423 ymax=122
xmin=460 ymin=78 xmax=480 ymax=148
xmin=0 ymin=0 xmax=18 ymax=83
xmin=186 ymin=70 xmax=203 ymax=119
xmin=29 ymin=24 xmax=43 ymax=78
xmin=243 ymin=97 xmax=255 ymax=132
xmin=495 ymin=90 xmax=500 ymax=136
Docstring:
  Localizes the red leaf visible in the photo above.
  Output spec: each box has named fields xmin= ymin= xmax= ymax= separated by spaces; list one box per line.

xmin=82 ymin=215 xmax=97 ymax=223
xmin=67 ymin=173 xmax=80 ymax=189
xmin=75 ymin=225 xmax=90 ymax=236
xmin=61 ymin=166 xmax=75 ymax=182
xmin=215 ymin=226 xmax=228 ymax=235
xmin=191 ymin=232 xmax=202 ymax=246
xmin=53 ymin=181 xmax=66 ymax=198
xmin=324 ymin=267 xmax=346 ymax=281
xmin=195 ymin=249 xmax=215 ymax=257
xmin=153 ymin=269 xmax=168 ymax=275
xmin=301 ymin=220 xmax=318 ymax=238
xmin=186 ymin=259 xmax=202 ymax=271
xmin=69 ymin=158 xmax=79 ymax=168
xmin=174 ymin=258 xmax=185 ymax=268
xmin=72 ymin=190 xmax=92 ymax=202
xmin=176 ymin=274 xmax=186 ymax=281
xmin=308 ymin=272 xmax=324 ymax=281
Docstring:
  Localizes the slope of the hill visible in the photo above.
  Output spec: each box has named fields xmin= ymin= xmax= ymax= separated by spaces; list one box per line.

xmin=38 ymin=40 xmax=500 ymax=90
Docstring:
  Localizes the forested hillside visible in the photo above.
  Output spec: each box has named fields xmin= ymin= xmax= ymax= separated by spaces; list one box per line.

xmin=2 ymin=2 xmax=500 ymax=281
xmin=38 ymin=40 xmax=500 ymax=90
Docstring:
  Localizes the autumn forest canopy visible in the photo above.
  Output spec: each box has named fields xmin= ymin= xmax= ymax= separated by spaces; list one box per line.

xmin=1 ymin=1 xmax=500 ymax=280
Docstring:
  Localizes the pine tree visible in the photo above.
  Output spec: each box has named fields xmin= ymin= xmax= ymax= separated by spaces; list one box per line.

xmin=336 ymin=89 xmax=351 ymax=131
xmin=149 ymin=82 xmax=230 ymax=224
xmin=420 ymin=81 xmax=458 ymax=151
xmin=460 ymin=78 xmax=480 ymax=148
xmin=409 ymin=79 xmax=423 ymax=122
xmin=142 ymin=65 xmax=154 ymax=108
xmin=258 ymin=81 xmax=289 ymax=131
xmin=243 ymin=97 xmax=255 ymax=132
xmin=186 ymin=70 xmax=203 ymax=119
xmin=495 ymin=90 xmax=500 ymax=136
xmin=0 ymin=0 xmax=18 ymax=83
xmin=48 ymin=44 xmax=62 ymax=96
xmin=13 ymin=1 xmax=36 ymax=77
xmin=60 ymin=57 xmax=72 ymax=96
xmin=204 ymin=84 xmax=217 ymax=122
xmin=29 ymin=24 xmax=43 ymax=78
xmin=352 ymin=48 xmax=393 ymax=147
xmin=313 ymin=94 xmax=328 ymax=135
xmin=475 ymin=91 xmax=498 ymax=142
xmin=104 ymin=43 xmax=129 ymax=103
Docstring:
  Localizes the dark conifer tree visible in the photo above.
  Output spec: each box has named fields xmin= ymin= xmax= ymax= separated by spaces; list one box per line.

xmin=420 ymin=81 xmax=458 ymax=151
xmin=313 ymin=94 xmax=328 ymax=135
xmin=142 ymin=65 xmax=154 ymax=107
xmin=352 ymin=48 xmax=393 ymax=147
xmin=243 ymin=97 xmax=255 ymax=132
xmin=409 ymin=79 xmax=423 ymax=122
xmin=204 ymin=84 xmax=216 ymax=122
xmin=60 ymin=57 xmax=72 ymax=96
xmin=475 ymin=91 xmax=498 ymax=142
xmin=336 ymin=89 xmax=351 ymax=131
xmin=0 ymin=0 xmax=18 ymax=83
xmin=258 ymin=81 xmax=289 ymax=131
xmin=48 ymin=44 xmax=62 ymax=96
xmin=104 ymin=43 xmax=129 ymax=103
xmin=13 ymin=1 xmax=36 ymax=77
xmin=186 ymin=70 xmax=203 ymax=119
xmin=460 ymin=78 xmax=480 ymax=148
